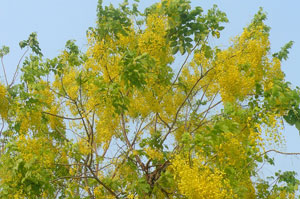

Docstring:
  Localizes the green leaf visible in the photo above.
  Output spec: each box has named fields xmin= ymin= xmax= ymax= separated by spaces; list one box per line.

xmin=295 ymin=121 xmax=300 ymax=132
xmin=272 ymin=41 xmax=294 ymax=61
xmin=0 ymin=46 xmax=10 ymax=58
xmin=19 ymin=32 xmax=43 ymax=56
xmin=179 ymin=45 xmax=186 ymax=55
xmin=172 ymin=46 xmax=179 ymax=54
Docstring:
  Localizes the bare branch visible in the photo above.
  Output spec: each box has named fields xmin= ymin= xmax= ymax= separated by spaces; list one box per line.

xmin=87 ymin=165 xmax=119 ymax=198
xmin=42 ymin=111 xmax=83 ymax=120
xmin=9 ymin=47 xmax=29 ymax=87
xmin=0 ymin=58 xmax=8 ymax=86
xmin=263 ymin=149 xmax=300 ymax=156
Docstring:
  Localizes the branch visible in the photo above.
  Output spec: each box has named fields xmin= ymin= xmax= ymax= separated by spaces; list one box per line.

xmin=9 ymin=47 xmax=29 ymax=87
xmin=263 ymin=149 xmax=300 ymax=156
xmin=52 ymin=175 xmax=94 ymax=182
xmin=162 ymin=40 xmax=203 ymax=99
xmin=171 ymin=44 xmax=197 ymax=87
xmin=121 ymin=113 xmax=146 ymax=172
xmin=121 ymin=114 xmax=131 ymax=148
xmin=190 ymin=95 xmax=221 ymax=134
xmin=87 ymin=165 xmax=119 ymax=198
xmin=131 ymin=118 xmax=145 ymax=147
xmin=157 ymin=113 xmax=171 ymax=129
xmin=0 ymin=58 xmax=8 ymax=86
xmin=161 ymin=68 xmax=214 ymax=143
xmin=42 ymin=111 xmax=83 ymax=120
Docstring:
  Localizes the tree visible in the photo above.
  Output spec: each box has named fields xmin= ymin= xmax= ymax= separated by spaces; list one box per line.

xmin=0 ymin=0 xmax=299 ymax=198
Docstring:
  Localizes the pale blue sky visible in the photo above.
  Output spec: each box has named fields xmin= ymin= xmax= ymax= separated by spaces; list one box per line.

xmin=1 ymin=0 xmax=300 ymax=179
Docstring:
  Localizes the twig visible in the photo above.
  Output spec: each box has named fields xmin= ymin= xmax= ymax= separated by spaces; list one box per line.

xmin=263 ymin=149 xmax=300 ymax=156
xmin=42 ymin=111 xmax=83 ymax=120
xmin=9 ymin=48 xmax=29 ymax=87
xmin=0 ymin=58 xmax=8 ymax=86
xmin=87 ymin=165 xmax=119 ymax=198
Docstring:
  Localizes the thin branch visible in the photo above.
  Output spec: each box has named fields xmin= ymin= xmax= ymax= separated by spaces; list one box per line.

xmin=163 ymin=40 xmax=202 ymax=98
xmin=194 ymin=83 xmax=210 ymax=113
xmin=87 ymin=165 xmax=119 ymax=198
xmin=263 ymin=149 xmax=300 ymax=156
xmin=9 ymin=47 xmax=29 ymax=87
xmin=0 ymin=58 xmax=8 ymax=86
xmin=131 ymin=118 xmax=145 ymax=147
xmin=190 ymin=101 xmax=222 ymax=134
xmin=52 ymin=175 xmax=94 ymax=182
xmin=161 ymin=68 xmax=214 ymax=143
xmin=42 ymin=111 xmax=83 ymax=120
xmin=0 ymin=118 xmax=5 ymax=135
xmin=121 ymin=114 xmax=131 ymax=148
xmin=157 ymin=113 xmax=171 ymax=129
xmin=121 ymin=113 xmax=146 ymax=172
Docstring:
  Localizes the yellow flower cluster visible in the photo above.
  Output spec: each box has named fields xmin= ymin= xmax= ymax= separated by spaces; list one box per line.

xmin=78 ymin=138 xmax=91 ymax=155
xmin=171 ymin=154 xmax=234 ymax=199
xmin=62 ymin=69 xmax=79 ymax=100
xmin=0 ymin=83 xmax=8 ymax=119
xmin=145 ymin=147 xmax=164 ymax=160
xmin=217 ymin=133 xmax=247 ymax=168
xmin=34 ymin=81 xmax=54 ymax=105
xmin=16 ymin=135 xmax=56 ymax=167
xmin=138 ymin=14 xmax=173 ymax=65
xmin=95 ymin=108 xmax=120 ymax=148
xmin=261 ymin=113 xmax=285 ymax=148
xmin=191 ymin=25 xmax=283 ymax=103
xmin=213 ymin=26 xmax=269 ymax=102
xmin=48 ymin=105 xmax=64 ymax=130
xmin=18 ymin=111 xmax=43 ymax=133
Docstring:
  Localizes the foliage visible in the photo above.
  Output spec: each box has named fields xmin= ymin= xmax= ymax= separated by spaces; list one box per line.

xmin=0 ymin=0 xmax=300 ymax=198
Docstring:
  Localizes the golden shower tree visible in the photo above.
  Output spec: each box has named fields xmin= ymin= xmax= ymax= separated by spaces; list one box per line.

xmin=0 ymin=0 xmax=300 ymax=198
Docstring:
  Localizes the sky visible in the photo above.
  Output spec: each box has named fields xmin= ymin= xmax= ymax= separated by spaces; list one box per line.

xmin=1 ymin=0 xmax=300 ymax=179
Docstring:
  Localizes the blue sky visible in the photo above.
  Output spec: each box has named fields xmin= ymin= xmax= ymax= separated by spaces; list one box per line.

xmin=1 ymin=0 xmax=300 ymax=179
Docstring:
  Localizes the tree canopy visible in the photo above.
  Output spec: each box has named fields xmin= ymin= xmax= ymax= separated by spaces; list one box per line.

xmin=0 ymin=0 xmax=300 ymax=198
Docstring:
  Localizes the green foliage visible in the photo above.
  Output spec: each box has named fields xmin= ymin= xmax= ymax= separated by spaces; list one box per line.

xmin=0 ymin=46 xmax=9 ymax=58
xmin=0 ymin=1 xmax=300 ymax=198
xmin=155 ymin=1 xmax=228 ymax=55
xmin=21 ymin=55 xmax=46 ymax=84
xmin=273 ymin=41 xmax=294 ymax=61
xmin=19 ymin=32 xmax=43 ymax=56
xmin=96 ymin=0 xmax=133 ymax=39
xmin=121 ymin=51 xmax=152 ymax=90
xmin=248 ymin=7 xmax=270 ymax=34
